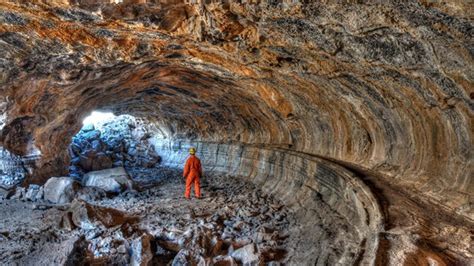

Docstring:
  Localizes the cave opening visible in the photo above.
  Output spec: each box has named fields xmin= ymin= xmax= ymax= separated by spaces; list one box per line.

xmin=68 ymin=111 xmax=162 ymax=181
xmin=49 ymin=109 xmax=298 ymax=265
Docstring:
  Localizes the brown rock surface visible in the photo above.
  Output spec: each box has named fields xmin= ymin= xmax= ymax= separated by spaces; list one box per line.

xmin=0 ymin=0 xmax=472 ymax=265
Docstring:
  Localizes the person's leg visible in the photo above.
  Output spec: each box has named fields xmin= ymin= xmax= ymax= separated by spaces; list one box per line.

xmin=194 ymin=176 xmax=201 ymax=198
xmin=185 ymin=176 xmax=193 ymax=199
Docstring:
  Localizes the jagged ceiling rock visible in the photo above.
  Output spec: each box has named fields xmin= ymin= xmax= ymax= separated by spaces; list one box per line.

xmin=0 ymin=0 xmax=472 ymax=221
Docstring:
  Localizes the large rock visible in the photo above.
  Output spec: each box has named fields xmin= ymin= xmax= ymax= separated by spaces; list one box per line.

xmin=93 ymin=153 xmax=113 ymax=170
xmin=130 ymin=234 xmax=154 ymax=266
xmin=43 ymin=177 xmax=81 ymax=204
xmin=230 ymin=244 xmax=260 ymax=265
xmin=83 ymin=167 xmax=133 ymax=193
xmin=79 ymin=152 xmax=113 ymax=171
xmin=68 ymin=199 xmax=137 ymax=230
xmin=10 ymin=186 xmax=26 ymax=200
xmin=24 ymin=184 xmax=41 ymax=201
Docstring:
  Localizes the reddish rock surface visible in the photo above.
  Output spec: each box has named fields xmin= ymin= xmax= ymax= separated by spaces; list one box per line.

xmin=0 ymin=0 xmax=472 ymax=265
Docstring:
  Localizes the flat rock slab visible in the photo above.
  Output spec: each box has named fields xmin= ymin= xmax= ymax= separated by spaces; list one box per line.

xmin=44 ymin=177 xmax=81 ymax=204
xmin=67 ymin=199 xmax=138 ymax=230
xmin=83 ymin=167 xmax=134 ymax=193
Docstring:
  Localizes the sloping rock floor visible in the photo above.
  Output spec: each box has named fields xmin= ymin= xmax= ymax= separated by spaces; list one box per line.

xmin=0 ymin=167 xmax=292 ymax=265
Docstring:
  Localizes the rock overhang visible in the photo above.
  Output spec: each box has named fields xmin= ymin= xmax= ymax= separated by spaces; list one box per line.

xmin=0 ymin=0 xmax=472 ymax=226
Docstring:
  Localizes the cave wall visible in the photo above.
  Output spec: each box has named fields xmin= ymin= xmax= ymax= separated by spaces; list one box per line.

xmin=152 ymin=139 xmax=383 ymax=265
xmin=0 ymin=1 xmax=472 ymax=264
xmin=0 ymin=0 xmax=472 ymax=225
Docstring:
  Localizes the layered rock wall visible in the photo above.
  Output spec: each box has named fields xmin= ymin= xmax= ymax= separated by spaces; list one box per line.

xmin=0 ymin=1 xmax=471 ymax=220
xmin=153 ymin=139 xmax=384 ymax=265
xmin=0 ymin=0 xmax=472 ymax=263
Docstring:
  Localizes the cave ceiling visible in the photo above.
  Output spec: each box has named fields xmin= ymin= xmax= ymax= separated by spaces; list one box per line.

xmin=0 ymin=1 xmax=472 ymax=219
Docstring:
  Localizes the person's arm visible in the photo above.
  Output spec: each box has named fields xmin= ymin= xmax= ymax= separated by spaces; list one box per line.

xmin=183 ymin=158 xmax=190 ymax=178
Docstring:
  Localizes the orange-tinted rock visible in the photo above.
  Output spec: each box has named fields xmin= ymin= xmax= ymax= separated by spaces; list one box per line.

xmin=0 ymin=0 xmax=472 ymax=264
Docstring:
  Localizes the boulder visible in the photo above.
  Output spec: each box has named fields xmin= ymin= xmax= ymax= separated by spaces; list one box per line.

xmin=81 ymin=123 xmax=95 ymax=132
xmin=75 ymin=186 xmax=107 ymax=202
xmin=68 ymin=199 xmax=137 ymax=230
xmin=83 ymin=167 xmax=133 ymax=193
xmin=91 ymin=139 xmax=103 ymax=153
xmin=230 ymin=244 xmax=260 ymax=265
xmin=92 ymin=153 xmax=113 ymax=170
xmin=10 ymin=186 xmax=26 ymax=200
xmin=81 ymin=129 xmax=101 ymax=140
xmin=79 ymin=154 xmax=93 ymax=171
xmin=43 ymin=177 xmax=81 ymax=204
xmin=130 ymin=234 xmax=154 ymax=266
xmin=24 ymin=184 xmax=41 ymax=201
xmin=35 ymin=186 xmax=44 ymax=201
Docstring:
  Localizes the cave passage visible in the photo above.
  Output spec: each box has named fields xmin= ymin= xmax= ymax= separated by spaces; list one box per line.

xmin=68 ymin=112 xmax=162 ymax=179
xmin=0 ymin=0 xmax=473 ymax=265
xmin=0 ymin=168 xmax=297 ymax=265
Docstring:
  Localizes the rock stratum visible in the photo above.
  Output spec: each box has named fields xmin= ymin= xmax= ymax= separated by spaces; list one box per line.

xmin=0 ymin=0 xmax=472 ymax=265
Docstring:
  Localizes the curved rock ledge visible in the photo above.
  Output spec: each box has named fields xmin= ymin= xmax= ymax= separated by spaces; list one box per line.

xmin=156 ymin=140 xmax=384 ymax=265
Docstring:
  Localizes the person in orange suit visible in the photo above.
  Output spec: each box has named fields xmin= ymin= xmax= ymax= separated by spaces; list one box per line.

xmin=183 ymin=147 xmax=202 ymax=199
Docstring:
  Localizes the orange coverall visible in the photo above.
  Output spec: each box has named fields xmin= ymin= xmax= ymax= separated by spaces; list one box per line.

xmin=183 ymin=155 xmax=202 ymax=198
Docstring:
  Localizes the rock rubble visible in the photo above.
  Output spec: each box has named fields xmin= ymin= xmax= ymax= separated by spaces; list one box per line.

xmin=0 ymin=167 xmax=295 ymax=265
xmin=69 ymin=115 xmax=161 ymax=178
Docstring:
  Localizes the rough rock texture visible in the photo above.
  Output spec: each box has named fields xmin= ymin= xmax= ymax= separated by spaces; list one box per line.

xmin=0 ymin=0 xmax=472 ymax=264
xmin=83 ymin=167 xmax=134 ymax=193
xmin=159 ymin=140 xmax=384 ymax=265
xmin=0 ymin=168 xmax=294 ymax=265
xmin=67 ymin=198 xmax=137 ymax=230
xmin=165 ymin=141 xmax=474 ymax=265
xmin=70 ymin=115 xmax=161 ymax=177
xmin=43 ymin=176 xmax=81 ymax=203
xmin=0 ymin=199 xmax=89 ymax=265
xmin=0 ymin=147 xmax=27 ymax=188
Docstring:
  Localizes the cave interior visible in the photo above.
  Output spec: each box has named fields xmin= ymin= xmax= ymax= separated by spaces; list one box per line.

xmin=0 ymin=0 xmax=472 ymax=265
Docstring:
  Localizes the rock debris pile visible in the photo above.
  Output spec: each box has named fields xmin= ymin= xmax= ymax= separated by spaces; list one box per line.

xmin=0 ymin=167 xmax=292 ymax=265
xmin=0 ymin=147 xmax=27 ymax=189
xmin=0 ymin=1 xmax=472 ymax=264
xmin=69 ymin=115 xmax=161 ymax=178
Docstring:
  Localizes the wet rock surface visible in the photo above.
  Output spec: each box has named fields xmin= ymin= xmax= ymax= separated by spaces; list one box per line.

xmin=0 ymin=167 xmax=295 ymax=265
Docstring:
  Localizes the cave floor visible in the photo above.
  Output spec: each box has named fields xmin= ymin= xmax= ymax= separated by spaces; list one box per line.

xmin=0 ymin=167 xmax=292 ymax=265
